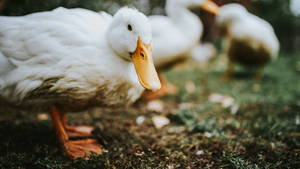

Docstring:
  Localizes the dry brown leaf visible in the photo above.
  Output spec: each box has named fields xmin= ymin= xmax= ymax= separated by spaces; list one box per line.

xmin=37 ymin=113 xmax=49 ymax=121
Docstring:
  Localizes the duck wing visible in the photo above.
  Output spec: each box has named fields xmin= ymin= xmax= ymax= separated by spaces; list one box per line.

xmin=0 ymin=7 xmax=110 ymax=66
xmin=0 ymin=7 xmax=113 ymax=102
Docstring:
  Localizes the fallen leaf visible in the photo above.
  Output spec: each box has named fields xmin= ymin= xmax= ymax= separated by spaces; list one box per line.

xmin=37 ymin=113 xmax=49 ymax=121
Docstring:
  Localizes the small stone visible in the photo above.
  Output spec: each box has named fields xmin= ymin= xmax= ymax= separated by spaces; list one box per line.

xmin=134 ymin=150 xmax=145 ymax=156
xmin=270 ymin=142 xmax=276 ymax=149
xmin=230 ymin=104 xmax=239 ymax=115
xmin=222 ymin=96 xmax=235 ymax=108
xmin=152 ymin=115 xmax=170 ymax=129
xmin=37 ymin=113 xmax=49 ymax=121
xmin=167 ymin=165 xmax=174 ymax=169
xmin=209 ymin=93 xmax=224 ymax=103
xmin=179 ymin=102 xmax=194 ymax=109
xmin=252 ymin=84 xmax=260 ymax=92
xmin=136 ymin=116 xmax=145 ymax=125
xmin=204 ymin=132 xmax=212 ymax=138
xmin=147 ymin=99 xmax=164 ymax=112
xmin=196 ymin=150 xmax=204 ymax=156
xmin=296 ymin=115 xmax=300 ymax=125
xmin=185 ymin=81 xmax=196 ymax=93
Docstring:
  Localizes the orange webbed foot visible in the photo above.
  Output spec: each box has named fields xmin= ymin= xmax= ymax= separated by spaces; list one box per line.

xmin=50 ymin=107 xmax=103 ymax=159
xmin=63 ymin=139 xmax=102 ymax=159
xmin=65 ymin=125 xmax=95 ymax=138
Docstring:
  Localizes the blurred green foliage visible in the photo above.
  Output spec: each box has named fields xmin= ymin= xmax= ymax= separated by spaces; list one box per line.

xmin=0 ymin=0 xmax=299 ymax=50
xmin=0 ymin=0 xmax=165 ymax=15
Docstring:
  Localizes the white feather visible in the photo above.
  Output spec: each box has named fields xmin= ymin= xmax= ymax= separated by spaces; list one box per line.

xmin=0 ymin=7 xmax=151 ymax=110
xmin=150 ymin=0 xmax=206 ymax=68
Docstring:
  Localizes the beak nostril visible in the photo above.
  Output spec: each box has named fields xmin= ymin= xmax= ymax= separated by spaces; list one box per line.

xmin=140 ymin=52 xmax=145 ymax=58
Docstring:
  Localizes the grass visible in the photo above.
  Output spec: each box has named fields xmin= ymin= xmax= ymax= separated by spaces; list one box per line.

xmin=0 ymin=52 xmax=299 ymax=168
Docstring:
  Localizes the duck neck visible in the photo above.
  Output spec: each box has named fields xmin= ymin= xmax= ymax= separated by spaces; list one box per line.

xmin=166 ymin=3 xmax=203 ymax=42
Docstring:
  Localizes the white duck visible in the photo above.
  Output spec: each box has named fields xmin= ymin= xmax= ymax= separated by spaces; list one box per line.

xmin=0 ymin=7 xmax=160 ymax=159
xmin=217 ymin=3 xmax=280 ymax=79
xmin=143 ymin=0 xmax=220 ymax=99
xmin=290 ymin=0 xmax=300 ymax=16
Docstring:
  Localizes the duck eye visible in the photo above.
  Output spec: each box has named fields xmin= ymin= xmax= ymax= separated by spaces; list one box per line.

xmin=127 ymin=24 xmax=132 ymax=31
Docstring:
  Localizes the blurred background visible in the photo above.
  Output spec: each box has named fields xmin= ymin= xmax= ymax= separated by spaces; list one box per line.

xmin=0 ymin=0 xmax=299 ymax=52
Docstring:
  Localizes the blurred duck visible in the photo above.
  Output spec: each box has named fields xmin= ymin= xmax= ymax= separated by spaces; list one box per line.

xmin=142 ymin=0 xmax=220 ymax=99
xmin=0 ymin=7 xmax=160 ymax=159
xmin=290 ymin=0 xmax=300 ymax=16
xmin=217 ymin=4 xmax=280 ymax=80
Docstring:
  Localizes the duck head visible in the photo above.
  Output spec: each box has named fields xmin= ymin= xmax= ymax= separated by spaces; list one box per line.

xmin=217 ymin=4 xmax=248 ymax=27
xmin=167 ymin=0 xmax=220 ymax=15
xmin=106 ymin=7 xmax=161 ymax=91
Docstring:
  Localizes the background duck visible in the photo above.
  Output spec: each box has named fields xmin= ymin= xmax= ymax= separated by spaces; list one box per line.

xmin=290 ymin=0 xmax=300 ymax=17
xmin=0 ymin=7 xmax=160 ymax=159
xmin=217 ymin=3 xmax=280 ymax=80
xmin=142 ymin=0 xmax=220 ymax=99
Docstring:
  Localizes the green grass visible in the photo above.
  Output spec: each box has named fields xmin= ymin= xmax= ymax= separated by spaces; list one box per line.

xmin=0 ymin=52 xmax=299 ymax=168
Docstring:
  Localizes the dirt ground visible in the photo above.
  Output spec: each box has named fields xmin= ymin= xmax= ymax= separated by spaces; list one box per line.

xmin=0 ymin=53 xmax=299 ymax=169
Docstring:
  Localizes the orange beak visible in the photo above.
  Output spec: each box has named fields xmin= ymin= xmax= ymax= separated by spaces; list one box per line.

xmin=132 ymin=37 xmax=161 ymax=91
xmin=200 ymin=0 xmax=220 ymax=15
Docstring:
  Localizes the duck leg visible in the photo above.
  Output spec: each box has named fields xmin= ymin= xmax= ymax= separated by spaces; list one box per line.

xmin=50 ymin=107 xmax=102 ymax=159
xmin=61 ymin=112 xmax=94 ymax=138
xmin=142 ymin=73 xmax=178 ymax=100
xmin=223 ymin=59 xmax=234 ymax=80
xmin=253 ymin=66 xmax=264 ymax=80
